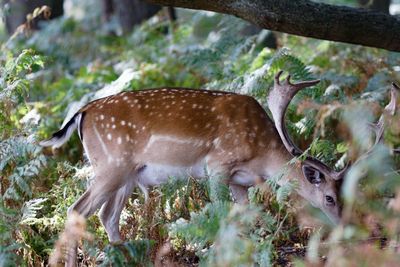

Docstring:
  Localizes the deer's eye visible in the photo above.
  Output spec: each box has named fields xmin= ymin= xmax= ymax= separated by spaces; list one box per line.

xmin=325 ymin=195 xmax=335 ymax=206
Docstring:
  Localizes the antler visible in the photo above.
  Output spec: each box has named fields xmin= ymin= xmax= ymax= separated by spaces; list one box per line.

xmin=268 ymin=71 xmax=320 ymax=156
xmin=345 ymin=82 xmax=399 ymax=170
xmin=268 ymin=71 xmax=346 ymax=180
xmin=366 ymin=82 xmax=399 ymax=155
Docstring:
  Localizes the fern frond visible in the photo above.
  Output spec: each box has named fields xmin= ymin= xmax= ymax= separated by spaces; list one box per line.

xmin=207 ymin=176 xmax=231 ymax=202
xmin=20 ymin=198 xmax=47 ymax=225
xmin=169 ymin=201 xmax=231 ymax=250
xmin=1 ymin=137 xmax=46 ymax=200
xmin=100 ymin=240 xmax=153 ymax=267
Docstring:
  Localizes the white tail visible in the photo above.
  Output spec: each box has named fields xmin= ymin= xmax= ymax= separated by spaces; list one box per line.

xmin=40 ymin=72 xmax=399 ymax=266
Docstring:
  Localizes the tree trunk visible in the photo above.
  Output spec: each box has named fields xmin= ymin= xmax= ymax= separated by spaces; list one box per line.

xmin=145 ymin=0 xmax=400 ymax=52
xmin=113 ymin=0 xmax=162 ymax=33
xmin=166 ymin=6 xmax=176 ymax=21
xmin=102 ymin=0 xmax=114 ymax=22
xmin=4 ymin=0 xmax=64 ymax=34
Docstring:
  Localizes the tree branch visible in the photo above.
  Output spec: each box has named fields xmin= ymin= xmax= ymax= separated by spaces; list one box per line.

xmin=146 ymin=0 xmax=400 ymax=52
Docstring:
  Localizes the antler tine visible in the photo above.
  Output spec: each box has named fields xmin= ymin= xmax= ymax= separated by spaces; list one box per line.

xmin=389 ymin=83 xmax=399 ymax=153
xmin=373 ymin=82 xmax=398 ymax=145
xmin=285 ymin=74 xmax=293 ymax=86
xmin=274 ymin=70 xmax=284 ymax=86
xmin=388 ymin=83 xmax=399 ymax=116
xmin=282 ymin=73 xmax=321 ymax=89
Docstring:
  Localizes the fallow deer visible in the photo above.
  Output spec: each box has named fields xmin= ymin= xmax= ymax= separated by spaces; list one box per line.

xmin=40 ymin=71 xmax=398 ymax=266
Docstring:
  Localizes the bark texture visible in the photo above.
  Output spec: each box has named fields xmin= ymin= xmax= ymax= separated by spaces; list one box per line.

xmin=146 ymin=0 xmax=400 ymax=52
xmin=114 ymin=0 xmax=162 ymax=33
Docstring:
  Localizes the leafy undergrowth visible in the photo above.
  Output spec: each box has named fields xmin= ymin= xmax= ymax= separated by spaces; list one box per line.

xmin=1 ymin=1 xmax=400 ymax=266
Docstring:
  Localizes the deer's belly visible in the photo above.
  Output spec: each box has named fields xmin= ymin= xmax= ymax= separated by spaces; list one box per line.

xmin=135 ymin=159 xmax=262 ymax=188
xmin=137 ymin=161 xmax=207 ymax=186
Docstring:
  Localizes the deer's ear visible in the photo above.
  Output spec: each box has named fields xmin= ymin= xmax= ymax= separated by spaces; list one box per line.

xmin=302 ymin=165 xmax=325 ymax=185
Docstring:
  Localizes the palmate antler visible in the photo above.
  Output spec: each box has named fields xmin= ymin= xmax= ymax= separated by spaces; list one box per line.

xmin=268 ymin=71 xmax=346 ymax=180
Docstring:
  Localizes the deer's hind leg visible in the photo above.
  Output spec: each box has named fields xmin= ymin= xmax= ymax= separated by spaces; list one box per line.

xmin=98 ymin=178 xmax=136 ymax=243
xmin=64 ymin=168 xmax=132 ymax=267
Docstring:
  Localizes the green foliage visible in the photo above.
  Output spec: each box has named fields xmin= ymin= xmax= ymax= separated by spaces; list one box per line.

xmin=1 ymin=137 xmax=46 ymax=200
xmin=0 ymin=1 xmax=399 ymax=266
xmin=169 ymin=201 xmax=231 ymax=251
xmin=0 ymin=48 xmax=49 ymax=266
xmin=100 ymin=240 xmax=153 ymax=267
xmin=0 ymin=49 xmax=44 ymax=137
xmin=0 ymin=49 xmax=44 ymax=104
xmin=169 ymin=171 xmax=294 ymax=266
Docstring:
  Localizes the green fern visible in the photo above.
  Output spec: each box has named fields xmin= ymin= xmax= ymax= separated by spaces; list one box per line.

xmin=169 ymin=200 xmax=231 ymax=251
xmin=100 ymin=240 xmax=153 ymax=267
xmin=0 ymin=137 xmax=46 ymax=201
xmin=20 ymin=198 xmax=48 ymax=225
xmin=207 ymin=175 xmax=231 ymax=203
xmin=0 ymin=49 xmax=44 ymax=104
xmin=0 ymin=243 xmax=21 ymax=267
